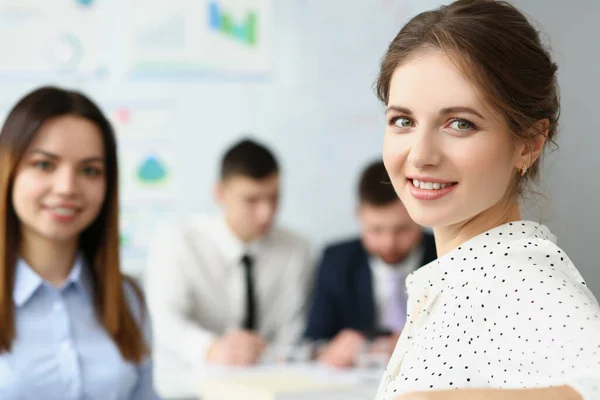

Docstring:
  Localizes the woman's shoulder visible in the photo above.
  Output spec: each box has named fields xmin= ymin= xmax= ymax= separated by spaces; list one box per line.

xmin=454 ymin=221 xmax=573 ymax=272
xmin=440 ymin=221 xmax=590 ymax=291
xmin=121 ymin=275 xmax=147 ymax=325
xmin=496 ymin=231 xmax=582 ymax=281
xmin=481 ymin=232 xmax=597 ymax=308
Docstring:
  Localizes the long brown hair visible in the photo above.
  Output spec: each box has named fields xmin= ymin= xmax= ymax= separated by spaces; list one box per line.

xmin=0 ymin=86 xmax=147 ymax=362
xmin=376 ymin=0 xmax=560 ymax=196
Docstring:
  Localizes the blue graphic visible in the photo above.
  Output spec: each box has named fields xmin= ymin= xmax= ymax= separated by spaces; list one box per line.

xmin=136 ymin=155 xmax=168 ymax=183
xmin=77 ymin=0 xmax=94 ymax=7
xmin=209 ymin=2 xmax=220 ymax=29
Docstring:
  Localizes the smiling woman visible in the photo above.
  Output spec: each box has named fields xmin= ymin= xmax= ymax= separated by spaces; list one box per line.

xmin=12 ymin=115 xmax=107 ymax=253
xmin=0 ymin=87 xmax=160 ymax=399
xmin=382 ymin=51 xmax=530 ymax=238
xmin=373 ymin=1 xmax=600 ymax=400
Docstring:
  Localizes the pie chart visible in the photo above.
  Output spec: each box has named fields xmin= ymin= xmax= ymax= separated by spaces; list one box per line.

xmin=47 ymin=33 xmax=84 ymax=72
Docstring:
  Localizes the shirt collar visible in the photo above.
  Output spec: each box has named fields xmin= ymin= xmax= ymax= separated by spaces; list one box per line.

xmin=404 ymin=221 xmax=555 ymax=307
xmin=213 ymin=214 xmax=266 ymax=264
xmin=13 ymin=252 xmax=93 ymax=307
xmin=12 ymin=258 xmax=43 ymax=307
xmin=435 ymin=220 xmax=555 ymax=271
xmin=451 ymin=220 xmax=553 ymax=254
xmin=68 ymin=253 xmax=94 ymax=300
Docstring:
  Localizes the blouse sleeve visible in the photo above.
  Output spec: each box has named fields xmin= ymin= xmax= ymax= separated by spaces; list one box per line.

xmin=474 ymin=240 xmax=600 ymax=399
xmin=123 ymin=280 xmax=162 ymax=400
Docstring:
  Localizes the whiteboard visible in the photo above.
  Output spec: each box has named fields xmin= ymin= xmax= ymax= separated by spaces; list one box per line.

xmin=0 ymin=0 xmax=443 ymax=279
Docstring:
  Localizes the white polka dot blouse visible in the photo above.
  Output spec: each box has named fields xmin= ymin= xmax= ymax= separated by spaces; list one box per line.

xmin=375 ymin=221 xmax=600 ymax=400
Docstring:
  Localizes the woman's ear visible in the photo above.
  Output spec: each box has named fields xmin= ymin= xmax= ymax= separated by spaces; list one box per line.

xmin=515 ymin=118 xmax=549 ymax=169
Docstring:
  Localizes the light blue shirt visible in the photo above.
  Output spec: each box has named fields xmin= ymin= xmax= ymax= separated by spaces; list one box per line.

xmin=0 ymin=254 xmax=161 ymax=400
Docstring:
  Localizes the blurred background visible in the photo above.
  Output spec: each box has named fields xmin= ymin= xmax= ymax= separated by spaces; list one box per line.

xmin=0 ymin=0 xmax=597 ymax=297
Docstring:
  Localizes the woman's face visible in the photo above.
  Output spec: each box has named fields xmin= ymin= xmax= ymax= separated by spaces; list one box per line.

xmin=383 ymin=51 xmax=525 ymax=229
xmin=12 ymin=115 xmax=107 ymax=244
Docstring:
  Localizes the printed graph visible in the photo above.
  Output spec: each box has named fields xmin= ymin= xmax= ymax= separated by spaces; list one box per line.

xmin=208 ymin=1 xmax=258 ymax=47
xmin=125 ymin=0 xmax=272 ymax=78
xmin=0 ymin=0 xmax=109 ymax=79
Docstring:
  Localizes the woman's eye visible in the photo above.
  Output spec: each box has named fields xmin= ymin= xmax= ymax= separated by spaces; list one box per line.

xmin=394 ymin=117 xmax=414 ymax=128
xmin=449 ymin=119 xmax=474 ymax=131
xmin=34 ymin=161 xmax=53 ymax=171
xmin=82 ymin=166 xmax=103 ymax=177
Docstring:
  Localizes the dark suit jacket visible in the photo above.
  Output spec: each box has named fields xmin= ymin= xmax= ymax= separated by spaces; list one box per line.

xmin=304 ymin=232 xmax=436 ymax=341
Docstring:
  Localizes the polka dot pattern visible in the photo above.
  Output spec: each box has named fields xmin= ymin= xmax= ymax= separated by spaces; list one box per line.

xmin=375 ymin=221 xmax=600 ymax=399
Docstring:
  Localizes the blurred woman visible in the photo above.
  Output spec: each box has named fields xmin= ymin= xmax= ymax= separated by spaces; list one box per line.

xmin=0 ymin=86 xmax=160 ymax=399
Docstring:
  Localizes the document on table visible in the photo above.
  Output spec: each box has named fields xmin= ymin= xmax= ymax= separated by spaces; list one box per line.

xmin=196 ymin=364 xmax=380 ymax=400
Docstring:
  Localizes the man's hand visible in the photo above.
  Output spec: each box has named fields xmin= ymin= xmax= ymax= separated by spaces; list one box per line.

xmin=206 ymin=330 xmax=266 ymax=366
xmin=372 ymin=332 xmax=401 ymax=357
xmin=317 ymin=329 xmax=365 ymax=368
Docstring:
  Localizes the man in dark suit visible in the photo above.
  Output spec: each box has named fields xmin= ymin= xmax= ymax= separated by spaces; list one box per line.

xmin=305 ymin=160 xmax=437 ymax=368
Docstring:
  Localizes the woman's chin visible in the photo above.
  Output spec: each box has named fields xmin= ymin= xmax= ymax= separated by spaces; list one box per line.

xmin=405 ymin=208 xmax=453 ymax=230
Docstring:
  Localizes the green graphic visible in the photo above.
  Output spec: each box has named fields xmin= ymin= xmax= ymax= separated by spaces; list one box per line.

xmin=119 ymin=233 xmax=130 ymax=247
xmin=208 ymin=1 xmax=258 ymax=47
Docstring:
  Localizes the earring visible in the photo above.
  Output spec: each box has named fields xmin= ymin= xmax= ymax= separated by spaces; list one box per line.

xmin=520 ymin=163 xmax=528 ymax=176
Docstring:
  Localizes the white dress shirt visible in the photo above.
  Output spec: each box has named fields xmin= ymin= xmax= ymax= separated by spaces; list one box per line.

xmin=146 ymin=214 xmax=313 ymax=371
xmin=371 ymin=247 xmax=423 ymax=332
xmin=375 ymin=221 xmax=600 ymax=400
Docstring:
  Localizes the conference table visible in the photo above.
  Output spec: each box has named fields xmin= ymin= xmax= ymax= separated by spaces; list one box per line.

xmin=159 ymin=355 xmax=383 ymax=400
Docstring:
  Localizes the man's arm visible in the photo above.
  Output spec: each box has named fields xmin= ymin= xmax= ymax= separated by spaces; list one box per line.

xmin=145 ymin=223 xmax=216 ymax=367
xmin=303 ymin=246 xmax=342 ymax=342
xmin=271 ymin=239 xmax=318 ymax=346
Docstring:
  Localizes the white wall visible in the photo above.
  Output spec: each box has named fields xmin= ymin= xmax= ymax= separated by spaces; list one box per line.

xmin=0 ymin=0 xmax=439 ymax=279
xmin=0 ymin=0 xmax=597 ymax=296
xmin=514 ymin=0 xmax=600 ymax=296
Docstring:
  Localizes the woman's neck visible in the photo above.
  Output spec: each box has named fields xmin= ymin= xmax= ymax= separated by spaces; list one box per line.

xmin=433 ymin=199 xmax=522 ymax=257
xmin=19 ymin=232 xmax=78 ymax=288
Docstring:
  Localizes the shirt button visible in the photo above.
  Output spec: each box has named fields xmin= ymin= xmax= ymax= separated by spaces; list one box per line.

xmin=53 ymin=302 xmax=63 ymax=312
